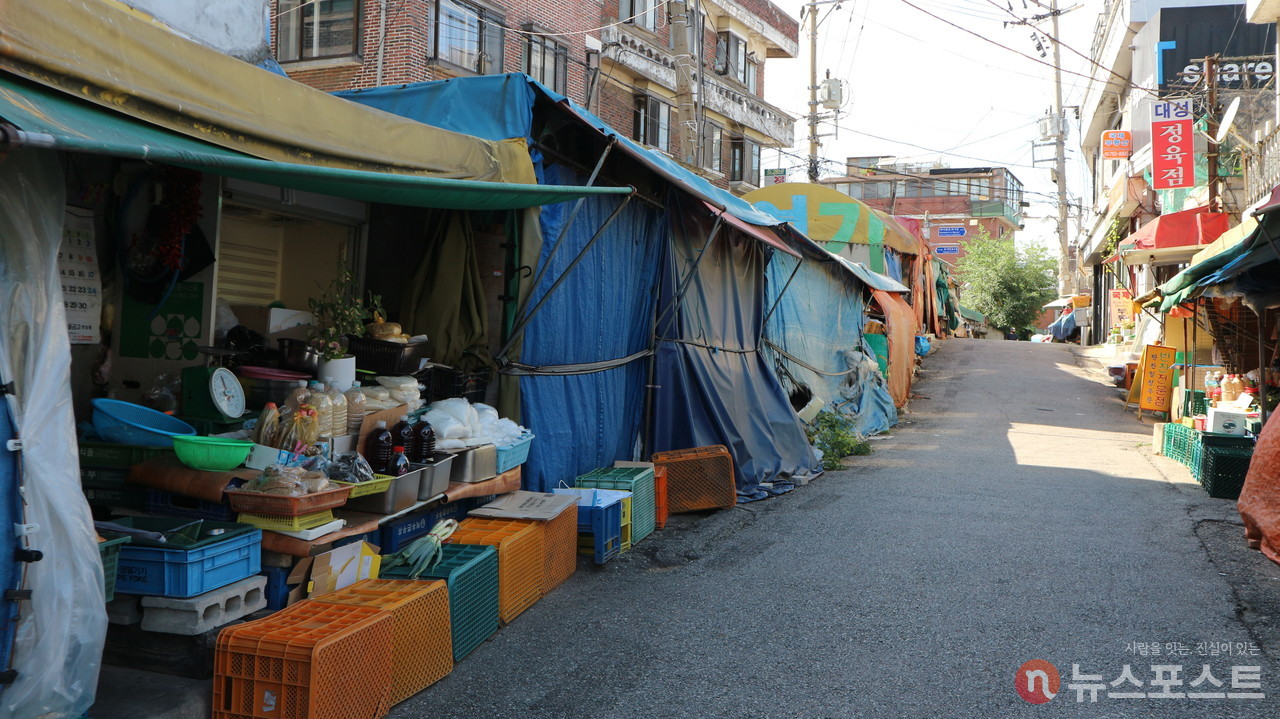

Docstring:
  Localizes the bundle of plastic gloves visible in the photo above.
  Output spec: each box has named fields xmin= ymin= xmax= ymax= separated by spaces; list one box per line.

xmin=423 ymin=397 xmax=528 ymax=451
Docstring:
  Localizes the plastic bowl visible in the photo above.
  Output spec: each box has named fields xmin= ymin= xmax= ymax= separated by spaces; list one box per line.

xmin=91 ymin=399 xmax=196 ymax=447
xmin=171 ymin=435 xmax=255 ymax=471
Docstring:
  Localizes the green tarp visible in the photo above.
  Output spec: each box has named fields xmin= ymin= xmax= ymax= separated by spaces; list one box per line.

xmin=0 ymin=74 xmax=630 ymax=211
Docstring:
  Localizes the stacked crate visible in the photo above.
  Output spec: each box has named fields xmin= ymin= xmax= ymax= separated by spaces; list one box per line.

xmin=383 ymin=543 xmax=499 ymax=661
xmin=576 ymin=466 xmax=656 ymax=544
xmin=451 ymin=518 xmax=543 ymax=624
xmin=510 ymin=502 xmax=578 ymax=595
xmin=652 ymin=445 xmax=737 ymax=513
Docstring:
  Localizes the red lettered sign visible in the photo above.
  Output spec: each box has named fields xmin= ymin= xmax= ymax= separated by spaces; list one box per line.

xmin=1151 ymin=100 xmax=1193 ymax=189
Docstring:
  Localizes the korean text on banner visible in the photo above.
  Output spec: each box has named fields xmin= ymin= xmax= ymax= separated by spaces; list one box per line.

xmin=1151 ymin=100 xmax=1194 ymax=190
xmin=1102 ymin=130 xmax=1132 ymax=159
xmin=1109 ymin=288 xmax=1133 ymax=329
xmin=1139 ymin=344 xmax=1178 ymax=413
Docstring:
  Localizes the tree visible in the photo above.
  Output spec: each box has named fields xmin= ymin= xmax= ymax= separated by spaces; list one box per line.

xmin=955 ymin=229 xmax=1057 ymax=335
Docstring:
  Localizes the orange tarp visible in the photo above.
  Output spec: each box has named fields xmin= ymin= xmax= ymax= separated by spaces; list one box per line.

xmin=872 ymin=289 xmax=915 ymax=408
xmin=1240 ymin=412 xmax=1280 ymax=564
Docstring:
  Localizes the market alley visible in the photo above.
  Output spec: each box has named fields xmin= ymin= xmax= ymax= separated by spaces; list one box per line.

xmin=391 ymin=338 xmax=1280 ymax=718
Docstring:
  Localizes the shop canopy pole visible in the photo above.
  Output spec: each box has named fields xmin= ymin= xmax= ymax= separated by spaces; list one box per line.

xmin=1191 ymin=302 xmax=1199 ymax=408
xmin=496 ymin=194 xmax=634 ymax=361
xmin=758 ymin=253 xmax=804 ymax=351
xmin=653 ymin=216 xmax=724 ymax=333
xmin=1182 ymin=311 xmax=1191 ymax=419
xmin=1260 ymin=310 xmax=1270 ymax=427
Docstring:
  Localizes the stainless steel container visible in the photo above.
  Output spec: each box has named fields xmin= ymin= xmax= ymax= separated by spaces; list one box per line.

xmin=344 ymin=468 xmax=422 ymax=514
xmin=447 ymin=444 xmax=497 ymax=483
xmin=414 ymin=452 xmax=455 ymax=500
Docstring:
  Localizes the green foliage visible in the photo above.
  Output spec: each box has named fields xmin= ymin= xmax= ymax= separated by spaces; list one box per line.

xmin=955 ymin=228 xmax=1057 ymax=334
xmin=805 ymin=411 xmax=872 ymax=470
xmin=307 ymin=269 xmax=371 ymax=360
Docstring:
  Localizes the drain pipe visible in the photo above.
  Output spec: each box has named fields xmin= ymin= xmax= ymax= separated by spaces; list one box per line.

xmin=375 ymin=0 xmax=388 ymax=86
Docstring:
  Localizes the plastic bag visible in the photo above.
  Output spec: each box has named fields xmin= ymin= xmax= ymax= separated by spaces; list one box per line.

xmin=425 ymin=408 xmax=468 ymax=440
xmin=375 ymin=375 xmax=418 ymax=390
xmin=327 ymin=452 xmax=376 ymax=484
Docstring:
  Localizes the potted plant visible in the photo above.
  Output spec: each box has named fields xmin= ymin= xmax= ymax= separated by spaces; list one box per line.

xmin=307 ymin=269 xmax=369 ymax=391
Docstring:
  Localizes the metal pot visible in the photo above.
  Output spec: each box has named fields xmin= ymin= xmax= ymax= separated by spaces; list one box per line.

xmin=277 ymin=338 xmax=320 ymax=375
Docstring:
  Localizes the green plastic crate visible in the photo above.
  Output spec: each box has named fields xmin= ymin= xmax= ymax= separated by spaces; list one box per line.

xmin=98 ymin=535 xmax=130 ymax=602
xmin=383 ymin=543 xmax=498 ymax=661
xmin=576 ymin=466 xmax=656 ymax=544
xmin=77 ymin=440 xmax=171 ymax=469
xmin=81 ymin=467 xmax=149 ymax=509
xmin=1197 ymin=445 xmax=1253 ymax=499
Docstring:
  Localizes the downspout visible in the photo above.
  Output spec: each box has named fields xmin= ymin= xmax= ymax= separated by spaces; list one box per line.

xmin=376 ymin=0 xmax=388 ymax=86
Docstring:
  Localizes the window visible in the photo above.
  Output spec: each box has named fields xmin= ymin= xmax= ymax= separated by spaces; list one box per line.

xmin=277 ymin=0 xmax=361 ymax=61
xmin=525 ymin=35 xmax=568 ymax=94
xmin=716 ymin=32 xmax=749 ymax=85
xmin=434 ymin=0 xmax=504 ymax=75
xmin=634 ymin=96 xmax=671 ymax=151
xmin=745 ymin=56 xmax=758 ymax=94
xmin=700 ymin=122 xmax=723 ymax=172
xmin=730 ymin=136 xmax=760 ymax=186
xmin=622 ymin=0 xmax=657 ymax=32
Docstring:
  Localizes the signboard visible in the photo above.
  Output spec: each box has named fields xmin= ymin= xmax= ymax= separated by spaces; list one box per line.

xmin=763 ymin=168 xmax=787 ymax=185
xmin=59 ymin=207 xmax=102 ymax=344
xmin=936 ymin=226 xmax=967 ymax=237
xmin=1109 ymin=288 xmax=1133 ymax=330
xmin=1101 ymin=130 xmax=1132 ymax=159
xmin=1158 ymin=5 xmax=1275 ymax=90
xmin=1150 ymin=99 xmax=1193 ymax=190
xmin=1138 ymin=344 xmax=1178 ymax=413
xmin=935 ymin=245 xmax=960 ymax=255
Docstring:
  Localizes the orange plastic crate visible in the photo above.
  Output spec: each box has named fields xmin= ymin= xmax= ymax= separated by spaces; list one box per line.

xmin=651 ymin=445 xmax=736 ymax=513
xmin=511 ymin=503 xmax=577 ymax=595
xmin=213 ymin=600 xmax=394 ymax=719
xmin=310 ymin=578 xmax=452 ymax=705
xmin=654 ymin=465 xmax=669 ymax=529
xmin=451 ymin=517 xmax=543 ymax=624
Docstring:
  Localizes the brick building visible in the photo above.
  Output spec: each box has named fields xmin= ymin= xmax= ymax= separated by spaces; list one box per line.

xmin=821 ymin=157 xmax=1026 ymax=266
xmin=270 ymin=0 xmax=798 ymax=193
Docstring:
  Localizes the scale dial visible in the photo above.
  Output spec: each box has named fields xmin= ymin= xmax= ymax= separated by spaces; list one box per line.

xmin=209 ymin=367 xmax=246 ymax=419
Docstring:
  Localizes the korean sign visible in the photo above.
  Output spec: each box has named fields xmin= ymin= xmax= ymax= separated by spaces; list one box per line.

xmin=1102 ymin=130 xmax=1132 ymax=159
xmin=1139 ymin=344 xmax=1178 ymax=413
xmin=59 ymin=207 xmax=101 ymax=345
xmin=763 ymin=168 xmax=787 ymax=185
xmin=1151 ymin=100 xmax=1194 ymax=190
xmin=1109 ymin=288 xmax=1133 ymax=330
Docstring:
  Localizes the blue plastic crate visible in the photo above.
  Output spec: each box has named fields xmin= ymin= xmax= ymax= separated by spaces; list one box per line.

xmin=494 ymin=432 xmax=535 ymax=474
xmin=553 ymin=488 xmax=624 ymax=564
xmin=380 ymin=496 xmax=488 ymax=553
xmin=382 ymin=544 xmax=498 ymax=661
xmin=259 ymin=566 xmax=291 ymax=611
xmin=111 ymin=521 xmax=262 ymax=598
xmin=145 ymin=490 xmax=235 ymax=521
xmin=576 ymin=466 xmax=656 ymax=544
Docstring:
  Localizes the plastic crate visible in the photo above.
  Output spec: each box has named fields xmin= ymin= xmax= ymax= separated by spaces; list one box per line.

xmin=311 ymin=578 xmax=452 ymax=705
xmin=382 ymin=544 xmax=498 ymax=661
xmin=81 ymin=467 xmax=149 ymax=509
xmin=347 ymin=337 xmax=430 ymax=376
xmin=554 ymin=488 xmax=623 ymax=564
xmin=494 ymin=432 xmax=535 ymax=474
xmin=1184 ymin=389 xmax=1208 ymax=417
xmin=1198 ymin=445 xmax=1254 ymax=499
xmin=260 ymin=567 xmax=290 ymax=611
xmin=379 ymin=496 xmax=485 ymax=553
xmin=146 ymin=490 xmax=236 ymax=521
xmin=77 ymin=440 xmax=171 ymax=469
xmin=225 ymin=486 xmax=351 ymax=517
xmin=651 ymin=445 xmax=737 ymax=513
xmin=431 ymin=366 xmax=490 ymax=403
xmin=510 ymin=504 xmax=577 ymax=596
xmin=237 ymin=509 xmax=337 ymax=533
xmin=654 ymin=465 xmax=668 ymax=529
xmin=99 ymin=535 xmax=130 ymax=602
xmin=213 ymin=600 xmax=394 ymax=719
xmin=576 ymin=466 xmax=655 ymax=544
xmin=451 ymin=517 xmax=543 ymax=625
xmin=106 ymin=519 xmax=262 ymax=598
xmin=330 ymin=474 xmax=395 ymax=498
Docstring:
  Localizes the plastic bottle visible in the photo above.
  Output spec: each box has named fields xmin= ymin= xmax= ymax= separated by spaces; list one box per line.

xmin=283 ymin=380 xmax=310 ymax=413
xmin=1229 ymin=374 xmax=1245 ymax=402
xmin=324 ymin=378 xmax=348 ymax=438
xmin=389 ymin=446 xmax=411 ymax=477
xmin=368 ymin=420 xmax=394 ymax=474
xmin=344 ymin=381 xmax=367 ymax=435
xmin=411 ymin=420 xmax=436 ymax=464
xmin=1206 ymin=373 xmax=1220 ymax=407
xmin=391 ymin=415 xmax=414 ymax=454
xmin=307 ymin=380 xmax=334 ymax=438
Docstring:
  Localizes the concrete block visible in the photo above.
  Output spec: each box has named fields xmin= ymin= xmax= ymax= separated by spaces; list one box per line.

xmin=107 ymin=594 xmax=143 ymax=625
xmin=140 ymin=575 xmax=267 ymax=636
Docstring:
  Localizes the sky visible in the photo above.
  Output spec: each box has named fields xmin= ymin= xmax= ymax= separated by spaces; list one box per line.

xmin=761 ymin=0 xmax=1101 ymax=250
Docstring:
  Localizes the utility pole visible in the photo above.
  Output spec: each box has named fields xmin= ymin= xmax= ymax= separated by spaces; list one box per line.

xmin=1050 ymin=0 xmax=1072 ymax=295
xmin=670 ymin=0 xmax=698 ymax=166
xmin=807 ymin=3 xmax=820 ymax=181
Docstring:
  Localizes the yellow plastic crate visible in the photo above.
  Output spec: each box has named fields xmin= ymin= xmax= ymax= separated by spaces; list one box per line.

xmin=237 ymin=509 xmax=336 ymax=532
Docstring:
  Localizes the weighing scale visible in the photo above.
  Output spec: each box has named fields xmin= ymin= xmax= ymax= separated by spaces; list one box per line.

xmin=181 ymin=348 xmax=248 ymax=434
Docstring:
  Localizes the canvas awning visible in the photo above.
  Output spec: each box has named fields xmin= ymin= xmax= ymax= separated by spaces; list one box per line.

xmin=0 ymin=74 xmax=630 ymax=211
xmin=1123 ymin=205 xmax=1229 ymax=251
xmin=0 ymin=0 xmax=532 ymax=183
xmin=703 ymin=202 xmax=800 ymax=258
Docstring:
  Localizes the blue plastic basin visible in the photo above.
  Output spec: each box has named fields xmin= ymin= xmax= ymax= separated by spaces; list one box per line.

xmin=91 ymin=398 xmax=196 ymax=447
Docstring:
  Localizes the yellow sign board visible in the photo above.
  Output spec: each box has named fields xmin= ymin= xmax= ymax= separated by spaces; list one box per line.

xmin=740 ymin=183 xmax=920 ymax=256
xmin=1138 ymin=344 xmax=1178 ymax=413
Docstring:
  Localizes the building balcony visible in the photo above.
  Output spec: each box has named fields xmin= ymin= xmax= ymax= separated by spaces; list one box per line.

xmin=1244 ymin=126 xmax=1280 ymax=205
xmin=601 ymin=25 xmax=795 ymax=146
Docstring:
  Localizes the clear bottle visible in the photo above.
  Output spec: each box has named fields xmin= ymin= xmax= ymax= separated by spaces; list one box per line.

xmin=368 ymin=420 xmax=394 ymax=474
xmin=411 ymin=420 xmax=436 ymax=464
xmin=1206 ymin=372 xmax=1220 ymax=407
xmin=307 ymin=380 xmax=334 ymax=438
xmin=324 ymin=378 xmax=348 ymax=438
xmin=344 ymin=381 xmax=367 ymax=435
xmin=389 ymin=446 xmax=411 ymax=477
xmin=283 ymin=380 xmax=310 ymax=414
xmin=390 ymin=415 xmax=414 ymax=453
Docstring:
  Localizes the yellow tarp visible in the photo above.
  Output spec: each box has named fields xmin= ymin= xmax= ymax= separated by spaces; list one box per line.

xmin=0 ymin=0 xmax=534 ymax=184
xmin=742 ymin=183 xmax=920 ymax=255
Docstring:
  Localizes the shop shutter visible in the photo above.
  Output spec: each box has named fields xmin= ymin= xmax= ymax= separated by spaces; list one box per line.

xmin=215 ymin=232 xmax=283 ymax=305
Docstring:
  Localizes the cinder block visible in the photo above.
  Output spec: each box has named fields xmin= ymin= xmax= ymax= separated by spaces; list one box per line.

xmin=107 ymin=594 xmax=142 ymax=625
xmin=140 ymin=575 xmax=267 ymax=636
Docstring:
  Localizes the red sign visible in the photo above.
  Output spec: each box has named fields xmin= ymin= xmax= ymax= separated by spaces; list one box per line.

xmin=1102 ymin=130 xmax=1132 ymax=159
xmin=1150 ymin=100 xmax=1194 ymax=189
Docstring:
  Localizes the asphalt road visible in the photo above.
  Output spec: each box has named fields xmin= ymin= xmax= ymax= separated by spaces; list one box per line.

xmin=393 ymin=338 xmax=1280 ymax=718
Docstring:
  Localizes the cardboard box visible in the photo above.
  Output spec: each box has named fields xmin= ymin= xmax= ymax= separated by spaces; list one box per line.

xmin=286 ymin=540 xmax=382 ymax=603
xmin=230 ymin=305 xmax=314 ymax=335
xmin=1208 ymin=407 xmax=1249 ymax=435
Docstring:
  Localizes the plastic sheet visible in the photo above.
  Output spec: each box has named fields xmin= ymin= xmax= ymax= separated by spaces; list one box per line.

xmin=871 ymin=289 xmax=916 ymax=408
xmin=0 ymin=148 xmax=105 ymax=717
xmin=1239 ymin=411 xmax=1280 ymax=565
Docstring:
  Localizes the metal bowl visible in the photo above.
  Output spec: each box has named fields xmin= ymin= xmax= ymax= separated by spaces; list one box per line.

xmin=278 ymin=337 xmax=320 ymax=374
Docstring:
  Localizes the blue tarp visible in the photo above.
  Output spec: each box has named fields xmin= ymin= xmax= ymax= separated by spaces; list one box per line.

xmin=764 ymin=247 xmax=897 ymax=438
xmin=1048 ymin=309 xmax=1077 ymax=340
